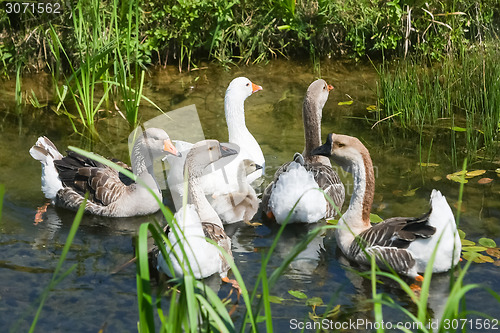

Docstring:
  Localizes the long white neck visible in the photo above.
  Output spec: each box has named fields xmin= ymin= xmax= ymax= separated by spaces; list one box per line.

xmin=131 ymin=142 xmax=161 ymax=195
xmin=187 ymin=166 xmax=223 ymax=227
xmin=225 ymin=93 xmax=250 ymax=143
xmin=237 ymin=164 xmax=247 ymax=192
xmin=224 ymin=93 xmax=264 ymax=166
xmin=336 ymin=152 xmax=374 ymax=254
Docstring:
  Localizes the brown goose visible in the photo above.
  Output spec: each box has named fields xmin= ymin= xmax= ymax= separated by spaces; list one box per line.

xmin=312 ymin=133 xmax=461 ymax=278
xmin=157 ymin=140 xmax=239 ymax=287
xmin=262 ymin=79 xmax=345 ymax=224
xmin=29 ymin=128 xmax=180 ymax=218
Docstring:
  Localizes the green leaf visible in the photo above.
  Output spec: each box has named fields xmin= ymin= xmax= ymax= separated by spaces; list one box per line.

xmin=366 ymin=105 xmax=377 ymax=111
xmin=268 ymin=295 xmax=284 ymax=304
xmin=338 ymin=100 xmax=353 ymax=106
xmin=370 ymin=213 xmax=384 ymax=223
xmin=325 ymin=304 xmax=341 ymax=319
xmin=458 ymin=229 xmax=466 ymax=239
xmin=462 ymin=246 xmax=488 ymax=252
xmin=478 ymin=238 xmax=497 ymax=248
xmin=450 ymin=126 xmax=467 ymax=132
xmin=465 ymin=170 xmax=486 ymax=178
xmin=403 ymin=187 xmax=419 ymax=197
xmin=461 ymin=239 xmax=475 ymax=246
xmin=326 ymin=219 xmax=339 ymax=225
xmin=306 ymin=297 xmax=324 ymax=307
xmin=419 ymin=162 xmax=439 ymax=167
xmin=288 ymin=290 xmax=307 ymax=299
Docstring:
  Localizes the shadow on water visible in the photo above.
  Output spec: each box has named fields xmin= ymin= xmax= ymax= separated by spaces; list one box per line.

xmin=0 ymin=59 xmax=499 ymax=331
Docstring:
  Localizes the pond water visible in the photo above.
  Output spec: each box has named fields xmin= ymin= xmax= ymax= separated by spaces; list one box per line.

xmin=1 ymin=60 xmax=499 ymax=332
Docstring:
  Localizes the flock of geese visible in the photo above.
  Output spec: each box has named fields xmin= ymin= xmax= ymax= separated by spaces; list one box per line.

xmin=30 ymin=77 xmax=461 ymax=289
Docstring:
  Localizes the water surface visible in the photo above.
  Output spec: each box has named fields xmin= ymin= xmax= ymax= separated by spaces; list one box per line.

xmin=1 ymin=60 xmax=499 ymax=332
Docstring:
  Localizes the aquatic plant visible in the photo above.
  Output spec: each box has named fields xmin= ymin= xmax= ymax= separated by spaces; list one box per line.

xmin=375 ymin=43 xmax=500 ymax=164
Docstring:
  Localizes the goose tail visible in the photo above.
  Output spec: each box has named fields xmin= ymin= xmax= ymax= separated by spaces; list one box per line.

xmin=29 ymin=136 xmax=64 ymax=200
xmin=428 ymin=189 xmax=462 ymax=267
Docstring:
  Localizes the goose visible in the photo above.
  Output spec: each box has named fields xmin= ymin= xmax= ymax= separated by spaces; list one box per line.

xmin=262 ymin=79 xmax=345 ymax=224
xmin=157 ymin=140 xmax=239 ymax=288
xmin=166 ymin=77 xmax=264 ymax=211
xmin=29 ymin=128 xmax=181 ymax=218
xmin=311 ymin=133 xmax=462 ymax=279
xmin=209 ymin=159 xmax=262 ymax=224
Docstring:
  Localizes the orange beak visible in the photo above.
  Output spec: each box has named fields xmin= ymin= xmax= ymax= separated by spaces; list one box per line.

xmin=327 ymin=84 xmax=334 ymax=92
xmin=163 ymin=139 xmax=181 ymax=157
xmin=251 ymin=82 xmax=263 ymax=94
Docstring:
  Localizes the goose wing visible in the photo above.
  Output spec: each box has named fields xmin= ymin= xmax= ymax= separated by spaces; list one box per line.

xmin=54 ymin=151 xmax=132 ymax=206
xmin=348 ymin=210 xmax=436 ymax=275
xmin=261 ymin=154 xmax=300 ymax=214
xmin=262 ymin=153 xmax=345 ymax=218
xmin=201 ymin=222 xmax=232 ymax=277
xmin=303 ymin=161 xmax=345 ymax=218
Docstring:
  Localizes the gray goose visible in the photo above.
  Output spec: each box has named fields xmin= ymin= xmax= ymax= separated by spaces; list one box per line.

xmin=157 ymin=140 xmax=239 ymax=289
xmin=262 ymin=79 xmax=345 ymax=224
xmin=30 ymin=128 xmax=180 ymax=218
xmin=312 ymin=133 xmax=461 ymax=279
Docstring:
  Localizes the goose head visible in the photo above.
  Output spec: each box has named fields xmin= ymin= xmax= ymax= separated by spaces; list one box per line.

xmin=311 ymin=133 xmax=369 ymax=172
xmin=136 ymin=128 xmax=181 ymax=158
xmin=185 ymin=140 xmax=238 ymax=176
xmin=304 ymin=79 xmax=333 ymax=112
xmin=242 ymin=159 xmax=263 ymax=175
xmin=225 ymin=77 xmax=262 ymax=102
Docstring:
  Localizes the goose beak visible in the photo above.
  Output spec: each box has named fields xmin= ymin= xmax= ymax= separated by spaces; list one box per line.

xmin=327 ymin=84 xmax=334 ymax=91
xmin=312 ymin=133 xmax=334 ymax=157
xmin=255 ymin=164 xmax=263 ymax=170
xmin=251 ymin=82 xmax=263 ymax=94
xmin=311 ymin=143 xmax=330 ymax=157
xmin=163 ymin=139 xmax=181 ymax=157
xmin=219 ymin=144 xmax=238 ymax=158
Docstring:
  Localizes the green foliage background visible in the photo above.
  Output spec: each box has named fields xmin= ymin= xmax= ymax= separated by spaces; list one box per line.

xmin=1 ymin=0 xmax=499 ymax=72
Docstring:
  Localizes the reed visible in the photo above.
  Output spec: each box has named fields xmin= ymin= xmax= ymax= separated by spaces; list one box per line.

xmin=376 ymin=43 xmax=500 ymax=162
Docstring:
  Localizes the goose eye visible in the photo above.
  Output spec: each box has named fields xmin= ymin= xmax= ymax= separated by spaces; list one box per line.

xmin=337 ymin=143 xmax=345 ymax=148
xmin=323 ymin=86 xmax=326 ymax=90
xmin=246 ymin=83 xmax=250 ymax=87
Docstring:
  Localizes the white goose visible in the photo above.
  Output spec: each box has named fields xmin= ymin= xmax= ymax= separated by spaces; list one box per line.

xmin=262 ymin=79 xmax=345 ymax=224
xmin=157 ymin=140 xmax=239 ymax=287
xmin=312 ymin=133 xmax=462 ymax=279
xmin=166 ymin=77 xmax=264 ymax=211
xmin=29 ymin=128 xmax=180 ymax=218
xmin=209 ymin=159 xmax=262 ymax=224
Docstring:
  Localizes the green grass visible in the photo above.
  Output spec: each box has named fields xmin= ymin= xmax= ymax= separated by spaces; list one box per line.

xmin=375 ymin=42 xmax=500 ymax=164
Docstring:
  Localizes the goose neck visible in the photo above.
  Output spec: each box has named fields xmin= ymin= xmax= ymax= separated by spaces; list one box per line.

xmin=186 ymin=166 xmax=223 ymax=227
xmin=131 ymin=143 xmax=159 ymax=191
xmin=225 ymin=95 xmax=250 ymax=141
xmin=340 ymin=151 xmax=374 ymax=231
xmin=302 ymin=98 xmax=322 ymax=157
